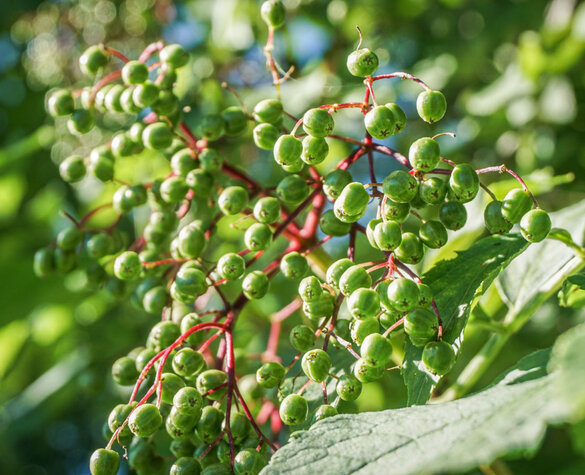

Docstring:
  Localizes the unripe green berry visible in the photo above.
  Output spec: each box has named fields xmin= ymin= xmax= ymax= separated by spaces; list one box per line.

xmin=160 ymin=44 xmax=189 ymax=68
xmin=383 ymin=170 xmax=418 ymax=203
xmin=56 ymin=227 xmax=83 ymax=251
xmin=334 ymin=182 xmax=370 ymax=223
xmin=326 ymin=258 xmax=353 ymax=290
xmin=439 ymin=201 xmax=467 ymax=230
xmin=417 ymin=282 xmax=434 ymax=307
xmin=298 ymin=275 xmax=323 ymax=302
xmin=364 ymin=105 xmax=396 ymax=139
xmin=520 ymin=209 xmax=551 ymax=243
xmin=234 ymin=448 xmax=265 ymax=475
xmin=302 ymin=292 xmax=335 ymax=320
xmin=301 ymin=349 xmax=331 ymax=383
xmin=198 ymin=114 xmax=225 ymax=141
xmin=313 ymin=404 xmax=338 ymax=423
xmin=501 ymin=188 xmax=533 ymax=224
xmin=373 ymin=221 xmax=402 ymax=251
xmin=346 ymin=48 xmax=379 ymax=77
xmin=67 ymin=109 xmax=95 ymax=135
xmin=348 ymin=288 xmax=380 ymax=319
xmin=409 ymin=137 xmax=440 ymax=172
xmin=59 ymin=155 xmax=86 ymax=183
xmin=33 ymin=248 xmax=54 ymax=278
xmin=253 ymin=98 xmax=283 ymax=124
xmin=256 ymin=361 xmax=285 ymax=388
xmin=449 ymin=163 xmax=479 ymax=203
xmin=79 ymin=46 xmax=108 ymax=76
xmin=419 ymin=177 xmax=448 ymax=205
xmin=242 ymin=271 xmax=269 ymax=299
xmin=353 ymin=357 xmax=384 ymax=383
xmin=261 ymin=0 xmax=286 ymax=29
xmin=196 ymin=406 xmax=225 ymax=443
xmin=279 ymin=394 xmax=308 ymax=425
xmin=419 ymin=220 xmax=448 ymax=249
xmin=280 ymin=251 xmax=308 ymax=280
xmin=323 ymin=169 xmax=352 ymax=201
xmin=422 ymin=340 xmax=455 ymax=375
xmin=128 ymin=403 xmax=162 ymax=438
xmin=172 ymin=348 xmax=205 ymax=378
xmin=221 ymin=106 xmax=248 ymax=136
xmin=360 ymin=333 xmax=392 ymax=368
xmin=196 ymin=369 xmax=227 ymax=400
xmin=218 ymin=186 xmax=248 ymax=215
xmin=339 ymin=265 xmax=372 ymax=297
xmin=273 ymin=134 xmax=302 ymax=167
xmin=349 ymin=317 xmax=379 ymax=346
xmin=160 ymin=176 xmax=189 ymax=203
xmin=336 ymin=374 xmax=362 ymax=401
xmin=289 ymin=325 xmax=316 ymax=352
xmin=301 ymin=136 xmax=329 ymax=165
xmin=404 ymin=307 xmax=438 ymax=347
xmin=382 ymin=198 xmax=410 ymax=223
xmin=112 ymin=356 xmax=139 ymax=385
xmin=385 ymin=103 xmax=407 ymax=134
xmin=132 ymin=81 xmax=159 ymax=108
xmin=416 ymin=90 xmax=447 ymax=124
xmin=217 ymin=253 xmax=246 ymax=280
xmin=319 ymin=209 xmax=352 ymax=237
xmin=142 ymin=122 xmax=173 ymax=150
xmin=253 ymin=197 xmax=280 ymax=224
xmin=253 ymin=123 xmax=280 ymax=150
xmin=47 ymin=89 xmax=74 ymax=117
xmin=114 ymin=251 xmax=142 ymax=280
xmin=276 ymin=174 xmax=309 ymax=205
xmin=173 ymin=386 xmax=204 ymax=417
xmin=303 ymin=108 xmax=334 ymax=138
xmin=170 ymin=457 xmax=202 ymax=475
xmin=245 ymin=223 xmax=273 ymax=251
xmin=199 ymin=148 xmax=223 ymax=172
xmin=122 ymin=60 xmax=149 ymax=85
xmin=186 ymin=169 xmax=214 ymax=197
xmin=484 ymin=200 xmax=513 ymax=234
xmin=387 ymin=278 xmax=420 ymax=312
xmin=89 ymin=448 xmax=119 ymax=475
xmin=395 ymin=232 xmax=424 ymax=264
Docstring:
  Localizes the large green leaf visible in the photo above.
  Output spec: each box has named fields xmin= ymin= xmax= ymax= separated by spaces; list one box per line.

xmin=262 ymin=336 xmax=585 ymax=475
xmin=402 ymin=234 xmax=528 ymax=405
xmin=497 ymin=199 xmax=585 ymax=311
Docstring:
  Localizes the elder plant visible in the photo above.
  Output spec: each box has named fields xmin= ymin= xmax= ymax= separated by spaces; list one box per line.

xmin=35 ymin=1 xmax=568 ymax=474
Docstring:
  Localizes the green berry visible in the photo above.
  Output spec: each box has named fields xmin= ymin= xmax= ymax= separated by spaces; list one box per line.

xmin=395 ymin=232 xmax=424 ymax=264
xmin=313 ymin=404 xmax=338 ymax=423
xmin=323 ymin=169 xmax=352 ymax=201
xmin=148 ymin=321 xmax=181 ymax=351
xmin=234 ymin=448 xmax=265 ymax=475
xmin=279 ymin=394 xmax=308 ymax=425
xmin=374 ymin=221 xmax=402 ymax=251
xmin=186 ymin=169 xmax=214 ymax=197
xmin=142 ymin=286 xmax=168 ymax=315
xmin=47 ymin=89 xmax=74 ymax=117
xmin=54 ymin=248 xmax=76 ymax=273
xmin=409 ymin=137 xmax=440 ymax=172
xmin=336 ymin=374 xmax=362 ymax=401
xmin=385 ymin=103 xmax=407 ymax=134
xmin=366 ymin=218 xmax=382 ymax=249
xmin=196 ymin=406 xmax=224 ymax=443
xmin=142 ymin=122 xmax=173 ymax=150
xmin=334 ymin=182 xmax=369 ymax=223
xmin=416 ymin=90 xmax=447 ymax=124
xmin=379 ymin=309 xmax=402 ymax=329
xmin=301 ymin=349 xmax=331 ymax=383
xmin=173 ymin=266 xmax=208 ymax=301
xmin=221 ymin=106 xmax=248 ymax=136
xmin=339 ymin=265 xmax=372 ymax=297
xmin=132 ymin=81 xmax=159 ymax=108
xmin=128 ymin=403 xmax=162 ymax=438
xmin=353 ymin=358 xmax=384 ymax=383
xmin=160 ymin=373 xmax=186 ymax=405
xmin=170 ymin=457 xmax=202 ymax=475
xmin=198 ymin=114 xmax=225 ymax=141
xmin=419 ymin=177 xmax=448 ymax=205
xmin=86 ymin=233 xmax=113 ymax=259
xmin=67 ymin=109 xmax=95 ymax=135
xmin=422 ymin=341 xmax=455 ymax=375
xmin=280 ymin=252 xmax=308 ymax=280
xmin=276 ymin=174 xmax=309 ymax=205
xmin=59 ymin=155 xmax=86 ymax=183
xmin=360 ymin=333 xmax=392 ymax=368
xmin=419 ymin=220 xmax=448 ymax=249
xmin=404 ymin=308 xmax=438 ymax=347
xmin=56 ymin=227 xmax=83 ymax=251
xmin=301 ymin=136 xmax=329 ymax=165
xmin=170 ymin=440 xmax=195 ymax=458
xmin=349 ymin=317 xmax=379 ymax=346
xmin=417 ymin=282 xmax=434 ymax=307
xmin=348 ymin=288 xmax=380 ymax=319
xmin=298 ymin=276 xmax=323 ymax=302
xmin=107 ymin=403 xmax=136 ymax=443
xmin=382 ymin=198 xmax=410 ymax=223
xmin=303 ymin=108 xmax=334 ymax=138
xmin=256 ymin=361 xmax=285 ymax=388
xmin=245 ymin=223 xmax=273 ymax=251
xmin=152 ymin=89 xmax=179 ymax=115
xmin=169 ymin=405 xmax=197 ymax=432
xmin=196 ymin=369 xmax=227 ymax=400
xmin=253 ymin=123 xmax=280 ymax=150
xmin=89 ymin=448 xmax=119 ymax=475
xmin=112 ymin=356 xmax=139 ymax=385
xmin=79 ymin=46 xmax=108 ymax=76
xmin=383 ymin=170 xmax=418 ymax=203
xmin=520 ymin=209 xmax=551 ymax=243
xmin=289 ymin=325 xmax=316 ymax=352
xmin=326 ymin=258 xmax=353 ymax=290
xmin=364 ymin=105 xmax=396 ymax=139
xmin=273 ymin=134 xmax=302 ymax=167
xmin=449 ymin=164 xmax=479 ymax=203
xmin=253 ymin=99 xmax=283 ymax=124
xmin=218 ymin=186 xmax=248 ymax=215
xmin=224 ymin=412 xmax=251 ymax=445
xmin=120 ymin=87 xmax=141 ymax=113
xmin=160 ymin=44 xmax=189 ymax=68
xmin=302 ymin=292 xmax=335 ymax=320
xmin=253 ymin=197 xmax=280 ymax=224
xmin=114 ymin=251 xmax=142 ymax=280
xmin=484 ymin=200 xmax=513 ymax=234
xmin=501 ymin=188 xmax=533 ymax=224
xmin=261 ymin=0 xmax=286 ymax=29
xmin=387 ymin=278 xmax=420 ymax=312
xmin=242 ymin=271 xmax=269 ymax=299
xmin=111 ymin=133 xmax=136 ymax=158
xmin=178 ymin=225 xmax=205 ymax=258
xmin=217 ymin=253 xmax=245 ymax=280
xmin=33 ymin=248 xmax=54 ymax=278
xmin=122 ymin=60 xmax=149 ymax=85
xmin=173 ymin=348 xmax=205 ymax=378
xmin=160 ymin=176 xmax=189 ymax=203
xmin=319 ymin=209 xmax=352 ymax=236
xmin=173 ymin=386 xmax=204 ymax=416
xmin=198 ymin=148 xmax=222 ymax=172
xmin=439 ymin=201 xmax=467 ymax=230
xmin=180 ymin=313 xmax=206 ymax=346
xmin=346 ymin=48 xmax=379 ymax=77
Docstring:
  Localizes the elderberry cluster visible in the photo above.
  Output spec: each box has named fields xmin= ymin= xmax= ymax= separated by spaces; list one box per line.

xmin=34 ymin=0 xmax=554 ymax=474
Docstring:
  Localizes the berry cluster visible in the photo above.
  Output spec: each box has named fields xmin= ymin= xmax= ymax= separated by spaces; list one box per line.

xmin=36 ymin=1 xmax=553 ymax=474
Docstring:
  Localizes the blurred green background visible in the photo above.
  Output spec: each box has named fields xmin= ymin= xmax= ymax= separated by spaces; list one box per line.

xmin=1 ymin=0 xmax=585 ymax=473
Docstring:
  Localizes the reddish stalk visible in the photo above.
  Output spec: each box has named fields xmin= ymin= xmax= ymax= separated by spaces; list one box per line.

xmin=371 ymin=72 xmax=431 ymax=90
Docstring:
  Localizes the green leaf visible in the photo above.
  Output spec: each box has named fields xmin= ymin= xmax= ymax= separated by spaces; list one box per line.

xmin=559 ymin=274 xmax=585 ymax=308
xmin=402 ymin=234 xmax=528 ymax=405
xmin=262 ymin=349 xmax=559 ymax=475
xmin=497 ymin=199 xmax=585 ymax=311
